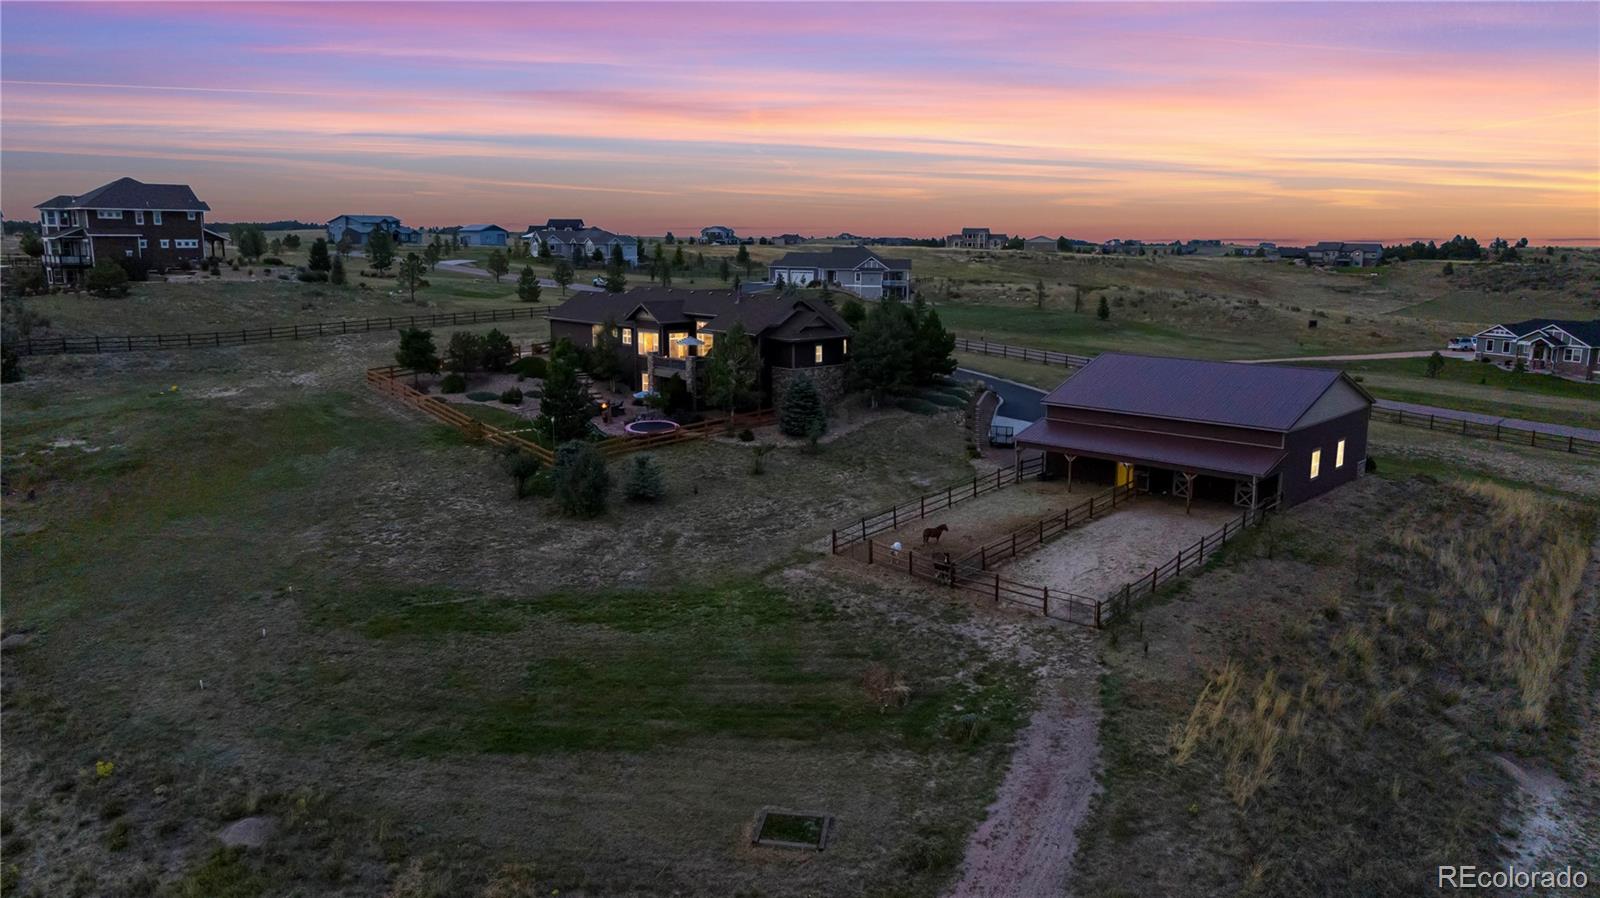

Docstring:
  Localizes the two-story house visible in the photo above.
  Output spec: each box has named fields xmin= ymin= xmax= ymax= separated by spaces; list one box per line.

xmin=327 ymin=214 xmax=421 ymax=247
xmin=767 ymin=246 xmax=912 ymax=300
xmin=946 ymin=227 xmax=1007 ymax=249
xmin=1473 ymin=319 xmax=1600 ymax=379
xmin=549 ymin=287 xmax=854 ymax=403
xmin=1306 ymin=241 xmax=1383 ymax=267
xmin=33 ymin=177 xmax=226 ymax=285
xmin=522 ymin=226 xmax=638 ymax=266
xmin=700 ymin=225 xmax=737 ymax=244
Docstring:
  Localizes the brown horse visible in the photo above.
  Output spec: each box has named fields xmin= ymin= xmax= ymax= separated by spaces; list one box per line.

xmin=922 ymin=524 xmax=949 ymax=545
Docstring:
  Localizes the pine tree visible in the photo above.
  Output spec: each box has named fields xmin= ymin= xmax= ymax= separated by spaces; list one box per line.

xmin=704 ymin=322 xmax=760 ymax=419
xmin=553 ymin=257 xmax=574 ymax=295
xmin=398 ymin=252 xmax=426 ymax=300
xmin=486 ymin=249 xmax=509 ymax=283
xmin=622 ymin=454 xmax=666 ymax=503
xmin=366 ymin=227 xmax=395 ymax=271
xmin=848 ymin=297 xmax=912 ymax=406
xmin=517 ymin=265 xmax=542 ymax=302
xmin=330 ymin=255 xmax=347 ymax=285
xmin=394 ymin=327 xmax=439 ymax=384
xmin=552 ymin=441 xmax=610 ymax=518
xmin=538 ymin=349 xmax=594 ymax=443
xmin=779 ymin=375 xmax=827 ymax=438
xmin=1096 ymin=295 xmax=1110 ymax=321
xmin=308 ymin=238 xmax=332 ymax=272
xmin=735 ymin=243 xmax=751 ymax=275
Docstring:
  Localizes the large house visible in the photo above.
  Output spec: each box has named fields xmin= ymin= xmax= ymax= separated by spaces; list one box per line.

xmin=773 ymin=233 xmax=806 ymax=246
xmin=1015 ymin=353 xmax=1372 ymax=510
xmin=1473 ymin=318 xmax=1600 ymax=379
xmin=523 ymin=226 xmax=639 ymax=267
xmin=767 ymin=246 xmax=912 ymax=300
xmin=947 ymin=227 xmax=1007 ymax=249
xmin=33 ymin=177 xmax=227 ymax=285
xmin=327 ymin=214 xmax=421 ymax=247
xmin=1023 ymin=235 xmax=1059 ymax=252
xmin=454 ymin=224 xmax=509 ymax=247
xmin=1306 ymin=241 xmax=1383 ymax=267
xmin=700 ymin=225 xmax=737 ymax=244
xmin=548 ymin=287 xmax=853 ymax=402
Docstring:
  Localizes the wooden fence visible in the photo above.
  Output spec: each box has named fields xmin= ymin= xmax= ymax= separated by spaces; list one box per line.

xmin=1373 ymin=406 xmax=1598 ymax=457
xmin=949 ymin=483 xmax=1136 ymax=572
xmin=830 ymin=455 xmax=1046 ymax=552
xmin=1099 ymin=499 xmax=1277 ymax=624
xmin=952 ymin=336 xmax=1093 ymax=369
xmin=14 ymin=306 xmax=550 ymax=356
xmin=365 ymin=363 xmax=776 ymax=463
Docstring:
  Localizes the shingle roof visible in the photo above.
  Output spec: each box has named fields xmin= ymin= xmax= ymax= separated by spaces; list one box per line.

xmin=546 ymin=218 xmax=585 ymax=230
xmin=458 ymin=224 xmax=506 ymax=232
xmin=770 ymin=246 xmax=911 ymax=271
xmin=1041 ymin=352 xmax=1360 ymax=432
xmin=1494 ymin=318 xmax=1600 ymax=345
xmin=550 ymin=288 xmax=850 ymax=341
xmin=35 ymin=177 xmax=209 ymax=211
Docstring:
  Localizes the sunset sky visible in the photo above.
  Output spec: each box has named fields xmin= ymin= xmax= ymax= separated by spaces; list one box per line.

xmin=2 ymin=1 xmax=1596 ymax=242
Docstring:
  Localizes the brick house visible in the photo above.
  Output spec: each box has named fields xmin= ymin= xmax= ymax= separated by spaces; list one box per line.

xmin=548 ymin=287 xmax=853 ymax=403
xmin=34 ymin=177 xmax=226 ymax=285
xmin=767 ymin=246 xmax=912 ymax=300
xmin=1473 ymin=318 xmax=1600 ymax=379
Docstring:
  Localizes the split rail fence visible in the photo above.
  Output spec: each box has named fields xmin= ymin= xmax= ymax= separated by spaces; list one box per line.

xmin=1099 ymin=499 xmax=1277 ymax=624
xmin=830 ymin=455 xmax=1045 ymax=553
xmin=952 ymin=336 xmax=1093 ymax=369
xmin=1373 ymin=407 xmax=1598 ymax=457
xmin=14 ymin=306 xmax=550 ymax=356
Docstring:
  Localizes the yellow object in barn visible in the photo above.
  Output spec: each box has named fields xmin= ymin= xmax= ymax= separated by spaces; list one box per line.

xmin=1115 ymin=462 xmax=1133 ymax=487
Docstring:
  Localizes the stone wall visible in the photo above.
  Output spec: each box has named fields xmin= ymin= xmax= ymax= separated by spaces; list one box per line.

xmin=772 ymin=363 xmax=848 ymax=406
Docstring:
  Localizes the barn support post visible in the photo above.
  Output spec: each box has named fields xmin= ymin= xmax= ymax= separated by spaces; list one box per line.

xmin=1183 ymin=472 xmax=1196 ymax=514
xmin=1065 ymin=454 xmax=1075 ymax=493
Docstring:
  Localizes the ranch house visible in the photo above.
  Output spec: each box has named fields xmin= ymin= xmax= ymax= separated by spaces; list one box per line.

xmin=767 ymin=246 xmax=912 ymax=300
xmin=33 ymin=177 xmax=228 ymax=286
xmin=1014 ymin=353 xmax=1372 ymax=511
xmin=1473 ymin=318 xmax=1600 ymax=380
xmin=548 ymin=287 xmax=853 ymax=403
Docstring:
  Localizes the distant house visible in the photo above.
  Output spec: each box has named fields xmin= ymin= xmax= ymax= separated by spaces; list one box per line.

xmin=1306 ymin=241 xmax=1383 ymax=267
xmin=700 ymin=225 xmax=737 ymax=244
xmin=1277 ymin=246 xmax=1308 ymax=261
xmin=523 ymin=225 xmax=638 ymax=266
xmin=768 ymin=246 xmax=912 ymax=300
xmin=1015 ymin=353 xmax=1373 ymax=510
xmin=548 ymin=287 xmax=854 ymax=402
xmin=1023 ymin=235 xmax=1059 ymax=252
xmin=1101 ymin=239 xmax=1145 ymax=255
xmin=33 ymin=177 xmax=226 ymax=285
xmin=1473 ymin=318 xmax=1600 ymax=379
xmin=327 ymin=214 xmax=421 ymax=247
xmin=774 ymin=233 xmax=805 ymax=245
xmin=455 ymin=224 xmax=509 ymax=247
xmin=947 ymin=227 xmax=1007 ymax=249
xmin=544 ymin=218 xmax=585 ymax=230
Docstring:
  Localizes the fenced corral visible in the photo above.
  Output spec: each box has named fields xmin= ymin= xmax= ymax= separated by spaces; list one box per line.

xmin=13 ymin=306 xmax=551 ymax=356
xmin=1373 ymin=406 xmax=1599 ymax=457
xmin=952 ymin=336 xmax=1092 ymax=369
xmin=829 ymin=456 xmax=1046 ymax=552
xmin=1099 ymin=499 xmax=1277 ymax=624
xmin=366 ymin=363 xmax=776 ymax=463
xmin=950 ymin=483 xmax=1136 ymax=572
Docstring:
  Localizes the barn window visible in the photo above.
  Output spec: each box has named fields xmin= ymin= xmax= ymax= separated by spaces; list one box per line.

xmin=1309 ymin=449 xmax=1322 ymax=479
xmin=1335 ymin=440 xmax=1346 ymax=468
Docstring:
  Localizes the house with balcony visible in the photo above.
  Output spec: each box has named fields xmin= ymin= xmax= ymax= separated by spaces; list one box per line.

xmin=767 ymin=246 xmax=912 ymax=300
xmin=1473 ymin=318 xmax=1600 ymax=379
xmin=946 ymin=227 xmax=1007 ymax=249
xmin=700 ymin=225 xmax=737 ymax=244
xmin=522 ymin=225 xmax=638 ymax=266
xmin=33 ymin=177 xmax=226 ymax=286
xmin=548 ymin=287 xmax=854 ymax=403
xmin=327 ymin=214 xmax=421 ymax=247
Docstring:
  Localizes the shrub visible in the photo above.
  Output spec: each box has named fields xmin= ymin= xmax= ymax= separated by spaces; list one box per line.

xmin=465 ymin=390 xmax=499 ymax=402
xmin=261 ymin=256 xmax=285 ymax=266
xmin=440 ymin=372 xmax=467 ymax=393
xmin=499 ymin=447 xmax=543 ymax=499
xmin=86 ymin=259 xmax=129 ymax=297
xmin=500 ymin=387 xmax=523 ymax=405
xmin=552 ymin=441 xmax=610 ymax=517
xmin=622 ymin=455 xmax=666 ymax=502
xmin=895 ymin=397 xmax=940 ymax=415
xmin=738 ymin=428 xmax=755 ymax=442
xmin=296 ymin=269 xmax=329 ymax=283
xmin=512 ymin=355 xmax=548 ymax=379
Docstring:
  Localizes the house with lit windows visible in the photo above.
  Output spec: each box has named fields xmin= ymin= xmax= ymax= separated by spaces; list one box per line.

xmin=1014 ymin=353 xmax=1372 ymax=510
xmin=547 ymin=287 xmax=853 ymax=403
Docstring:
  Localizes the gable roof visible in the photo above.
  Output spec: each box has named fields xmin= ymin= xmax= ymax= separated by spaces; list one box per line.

xmin=550 ymin=288 xmax=851 ymax=341
xmin=1041 ymin=352 xmax=1370 ymax=432
xmin=770 ymin=246 xmax=911 ymax=271
xmin=36 ymin=177 xmax=209 ymax=211
xmin=332 ymin=214 xmax=400 ymax=224
xmin=458 ymin=223 xmax=507 ymax=233
xmin=1481 ymin=318 xmax=1600 ymax=345
xmin=545 ymin=218 xmax=584 ymax=230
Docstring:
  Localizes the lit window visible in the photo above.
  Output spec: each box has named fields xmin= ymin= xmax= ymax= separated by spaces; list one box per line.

xmin=814 ymin=344 xmax=824 ymax=364
xmin=124 ymin=249 xmax=134 ymax=257
xmin=843 ymin=338 xmax=849 ymax=355
xmin=1336 ymin=440 xmax=1345 ymax=468
xmin=1309 ymin=449 xmax=1322 ymax=479
xmin=622 ymin=328 xmax=633 ymax=346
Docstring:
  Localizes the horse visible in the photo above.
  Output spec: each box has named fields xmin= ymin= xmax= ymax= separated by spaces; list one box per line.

xmin=922 ymin=524 xmax=949 ymax=545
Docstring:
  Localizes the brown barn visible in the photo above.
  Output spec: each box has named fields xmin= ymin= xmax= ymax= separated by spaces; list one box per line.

xmin=1014 ymin=353 xmax=1372 ymax=510
xmin=547 ymin=287 xmax=853 ymax=403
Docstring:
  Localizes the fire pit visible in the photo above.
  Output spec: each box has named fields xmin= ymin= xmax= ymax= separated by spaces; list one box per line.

xmin=624 ymin=419 xmax=680 ymax=437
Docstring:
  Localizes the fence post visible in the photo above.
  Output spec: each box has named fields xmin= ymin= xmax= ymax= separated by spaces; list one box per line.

xmin=1042 ymin=586 xmax=1050 ymax=617
xmin=892 ymin=506 xmax=898 ymax=529
xmin=1569 ymin=436 xmax=1575 ymax=453
xmin=972 ymin=476 xmax=978 ymax=498
xmin=1149 ymin=567 xmax=1158 ymax=593
xmin=867 ymin=540 xmax=874 ymax=564
xmin=994 ymin=573 xmax=1000 ymax=604
xmin=980 ymin=545 xmax=987 ymax=570
xmin=1094 ymin=600 xmax=1102 ymax=629
xmin=908 ymin=548 xmax=914 ymax=575
xmin=1011 ymin=532 xmax=1017 ymax=557
xmin=1495 ymin=423 xmax=1501 ymax=441
xmin=831 ymin=530 xmax=837 ymax=554
xmin=1039 ymin=520 xmax=1044 ymax=544
xmin=860 ymin=517 xmax=867 ymax=543
xmin=921 ymin=495 xmax=926 ymax=518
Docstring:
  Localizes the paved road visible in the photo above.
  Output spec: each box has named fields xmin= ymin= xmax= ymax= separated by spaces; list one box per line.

xmin=1236 ymin=350 xmax=1472 ymax=364
xmin=1374 ymin=399 xmax=1600 ymax=441
xmin=437 ymin=258 xmax=601 ymax=291
xmin=954 ymin=367 xmax=1047 ymax=422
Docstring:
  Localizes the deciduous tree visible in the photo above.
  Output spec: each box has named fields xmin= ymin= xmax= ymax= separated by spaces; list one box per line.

xmin=486 ymin=249 xmax=509 ymax=283
xmin=398 ymin=252 xmax=426 ymax=300
xmin=552 ymin=257 xmax=574 ymax=295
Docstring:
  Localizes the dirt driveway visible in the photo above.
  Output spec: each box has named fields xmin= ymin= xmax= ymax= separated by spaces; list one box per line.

xmin=944 ymin=497 xmax=1240 ymax=898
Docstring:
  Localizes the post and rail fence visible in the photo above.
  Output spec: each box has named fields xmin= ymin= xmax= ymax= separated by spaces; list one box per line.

xmin=829 ymin=455 xmax=1046 ymax=553
xmin=1099 ymin=497 xmax=1278 ymax=625
xmin=1372 ymin=407 xmax=1598 ymax=457
xmin=952 ymin=336 xmax=1093 ymax=370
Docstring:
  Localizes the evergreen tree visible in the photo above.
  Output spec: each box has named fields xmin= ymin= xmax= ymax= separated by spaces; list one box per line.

xmin=538 ymin=346 xmax=594 ymax=443
xmin=589 ymin=319 xmax=626 ymax=391
xmin=909 ymin=298 xmax=956 ymax=385
xmin=86 ymin=258 xmax=129 ymax=297
xmin=1096 ymin=295 xmax=1111 ymax=321
xmin=308 ymin=238 xmax=332 ymax=272
xmin=848 ymin=297 xmax=912 ymax=406
xmin=552 ymin=441 xmax=610 ymax=518
xmin=423 ymin=242 xmax=441 ymax=271
xmin=18 ymin=232 xmax=44 ymax=259
xmin=330 ymin=255 xmax=347 ymax=285
xmin=622 ymin=454 xmax=666 ymax=503
xmin=735 ymin=243 xmax=751 ymax=275
xmin=517 ymin=265 xmax=543 ymax=303
xmin=779 ymin=375 xmax=827 ymax=438
xmin=481 ymin=328 xmax=516 ymax=372
xmin=366 ymin=227 xmax=395 ymax=271
xmin=672 ymin=244 xmax=685 ymax=269
xmin=394 ymin=327 xmax=440 ymax=384
xmin=718 ymin=257 xmax=731 ymax=282
xmin=1035 ymin=278 xmax=1046 ymax=309
xmin=704 ymin=321 xmax=760 ymax=419
xmin=1425 ymin=351 xmax=1446 ymax=379
xmin=610 ymin=243 xmax=624 ymax=269
xmin=552 ymin=257 xmax=574 ymax=295
xmin=233 ymin=224 xmax=268 ymax=261
xmin=398 ymin=252 xmax=426 ymax=300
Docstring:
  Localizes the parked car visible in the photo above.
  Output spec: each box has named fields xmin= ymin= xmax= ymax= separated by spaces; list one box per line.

xmin=1446 ymin=337 xmax=1475 ymax=351
xmin=591 ymin=276 xmax=607 ymax=287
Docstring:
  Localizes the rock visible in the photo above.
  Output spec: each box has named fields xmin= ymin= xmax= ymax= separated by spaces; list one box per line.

xmin=217 ymin=815 xmax=275 ymax=849
xmin=1 ymin=633 xmax=33 ymax=652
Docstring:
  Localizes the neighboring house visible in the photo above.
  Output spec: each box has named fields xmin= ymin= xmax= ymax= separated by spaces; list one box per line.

xmin=1101 ymin=239 xmax=1145 ymax=254
xmin=544 ymin=218 xmax=585 ymax=230
xmin=1473 ymin=318 xmax=1600 ymax=379
xmin=456 ymin=224 xmax=509 ymax=247
xmin=946 ymin=227 xmax=1007 ymax=249
xmin=1023 ymin=235 xmax=1059 ymax=252
xmin=768 ymin=246 xmax=912 ymax=300
xmin=522 ymin=226 xmax=639 ymax=266
xmin=1306 ymin=241 xmax=1383 ymax=267
xmin=1277 ymin=246 xmax=1308 ymax=260
xmin=327 ymin=214 xmax=421 ymax=247
xmin=33 ymin=177 xmax=226 ymax=285
xmin=1015 ymin=353 xmax=1372 ymax=509
xmin=700 ymin=225 xmax=737 ymax=244
xmin=548 ymin=287 xmax=854 ymax=402
xmin=774 ymin=233 xmax=805 ymax=245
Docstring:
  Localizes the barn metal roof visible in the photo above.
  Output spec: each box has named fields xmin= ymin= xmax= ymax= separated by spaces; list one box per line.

xmin=1014 ymin=419 xmax=1287 ymax=478
xmin=1040 ymin=352 xmax=1357 ymax=432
